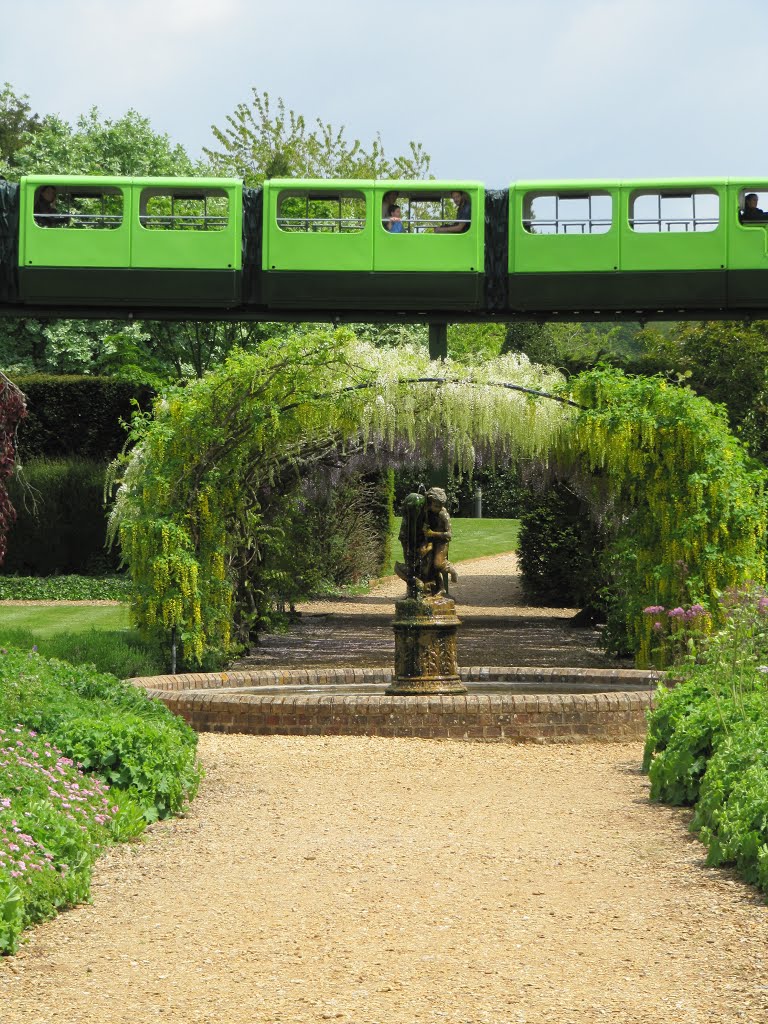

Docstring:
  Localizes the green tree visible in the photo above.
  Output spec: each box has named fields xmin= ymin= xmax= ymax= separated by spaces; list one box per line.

xmin=502 ymin=321 xmax=649 ymax=369
xmin=641 ymin=320 xmax=768 ymax=460
xmin=204 ymin=89 xmax=431 ymax=185
xmin=5 ymin=107 xmax=195 ymax=181
xmin=0 ymin=84 xmax=41 ymax=174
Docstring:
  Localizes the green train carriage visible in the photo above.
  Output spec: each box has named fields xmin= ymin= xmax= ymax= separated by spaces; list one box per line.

xmin=2 ymin=173 xmax=768 ymax=319
xmin=17 ymin=175 xmax=243 ymax=307
xmin=261 ymin=178 xmax=485 ymax=310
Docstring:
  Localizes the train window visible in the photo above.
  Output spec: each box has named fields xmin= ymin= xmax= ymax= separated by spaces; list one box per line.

xmin=523 ymin=192 xmax=612 ymax=235
xmin=380 ymin=190 xmax=472 ymax=233
xmin=629 ymin=190 xmax=719 ymax=233
xmin=277 ymin=190 xmax=366 ymax=233
xmin=738 ymin=189 xmax=768 ymax=225
xmin=33 ymin=185 xmax=123 ymax=229
xmin=140 ymin=189 xmax=229 ymax=230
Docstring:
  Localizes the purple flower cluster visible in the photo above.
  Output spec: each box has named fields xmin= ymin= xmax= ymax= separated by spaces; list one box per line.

xmin=643 ymin=603 xmax=707 ymax=621
xmin=0 ymin=727 xmax=118 ymax=883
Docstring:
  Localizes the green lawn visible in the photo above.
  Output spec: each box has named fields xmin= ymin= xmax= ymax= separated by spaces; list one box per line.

xmin=0 ymin=604 xmax=130 ymax=639
xmin=383 ymin=517 xmax=519 ymax=577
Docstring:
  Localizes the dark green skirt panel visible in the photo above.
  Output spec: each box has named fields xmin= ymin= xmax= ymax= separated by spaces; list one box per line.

xmin=19 ymin=268 xmax=242 ymax=307
xmin=261 ymin=271 xmax=484 ymax=311
xmin=508 ymin=270 xmax=728 ymax=313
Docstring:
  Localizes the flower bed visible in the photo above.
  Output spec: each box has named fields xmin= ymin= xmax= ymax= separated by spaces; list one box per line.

xmin=0 ymin=647 xmax=201 ymax=954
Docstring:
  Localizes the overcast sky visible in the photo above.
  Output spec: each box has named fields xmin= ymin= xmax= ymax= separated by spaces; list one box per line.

xmin=2 ymin=0 xmax=766 ymax=187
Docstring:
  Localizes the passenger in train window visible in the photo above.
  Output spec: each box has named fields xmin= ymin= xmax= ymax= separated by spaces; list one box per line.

xmin=387 ymin=204 xmax=405 ymax=233
xmin=382 ymin=191 xmax=397 ymax=229
xmin=740 ymin=193 xmax=768 ymax=223
xmin=434 ymin=190 xmax=471 ymax=233
xmin=34 ymin=186 xmax=69 ymax=227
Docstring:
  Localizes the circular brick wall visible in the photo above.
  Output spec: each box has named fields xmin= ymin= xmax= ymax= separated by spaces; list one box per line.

xmin=132 ymin=666 xmax=659 ymax=743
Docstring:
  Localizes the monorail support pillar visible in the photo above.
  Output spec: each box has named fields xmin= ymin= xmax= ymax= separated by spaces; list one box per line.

xmin=428 ymin=322 xmax=449 ymax=489
xmin=429 ymin=322 xmax=448 ymax=362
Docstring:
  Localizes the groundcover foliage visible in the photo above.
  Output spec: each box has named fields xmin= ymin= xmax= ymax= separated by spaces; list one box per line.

xmin=0 ymin=647 xmax=201 ymax=954
xmin=0 ymin=574 xmax=131 ymax=601
xmin=644 ymin=588 xmax=768 ymax=894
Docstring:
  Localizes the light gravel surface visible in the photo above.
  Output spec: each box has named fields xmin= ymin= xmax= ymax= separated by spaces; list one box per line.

xmin=2 ymin=736 xmax=767 ymax=1024
xmin=298 ymin=552 xmax=576 ymax=618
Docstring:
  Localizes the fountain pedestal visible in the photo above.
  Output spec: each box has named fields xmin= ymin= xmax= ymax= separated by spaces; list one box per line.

xmin=387 ymin=595 xmax=467 ymax=695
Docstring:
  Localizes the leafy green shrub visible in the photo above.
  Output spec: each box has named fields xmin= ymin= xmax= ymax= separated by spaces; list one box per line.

xmin=644 ymin=587 xmax=768 ymax=894
xmin=0 ymin=574 xmax=130 ymax=601
xmin=0 ymin=629 xmax=165 ymax=679
xmin=0 ymin=649 xmax=200 ymax=820
xmin=3 ymin=458 xmax=119 ymax=576
xmin=646 ymin=685 xmax=765 ymax=805
xmin=0 ymin=724 xmax=145 ymax=954
xmin=693 ymin=722 xmax=768 ymax=887
xmin=51 ymin=716 xmax=198 ymax=821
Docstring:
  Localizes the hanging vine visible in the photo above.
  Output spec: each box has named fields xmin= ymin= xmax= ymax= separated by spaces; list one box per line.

xmin=108 ymin=330 xmax=570 ymax=666
xmin=108 ymin=333 xmax=767 ymax=669
xmin=561 ymin=367 xmax=768 ymax=663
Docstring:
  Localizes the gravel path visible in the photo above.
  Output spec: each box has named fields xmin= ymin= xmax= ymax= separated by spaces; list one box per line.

xmin=297 ymin=552 xmax=567 ymax=616
xmin=2 ymin=736 xmax=766 ymax=1023
xmin=3 ymin=551 xmax=766 ymax=1021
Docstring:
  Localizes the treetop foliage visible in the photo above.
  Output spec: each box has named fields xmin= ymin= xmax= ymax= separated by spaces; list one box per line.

xmin=0 ymin=83 xmax=41 ymax=171
xmin=1 ymin=106 xmax=197 ymax=182
xmin=204 ymin=89 xmax=432 ymax=185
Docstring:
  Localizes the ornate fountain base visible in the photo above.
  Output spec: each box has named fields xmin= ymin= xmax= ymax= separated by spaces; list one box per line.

xmin=387 ymin=595 xmax=467 ymax=695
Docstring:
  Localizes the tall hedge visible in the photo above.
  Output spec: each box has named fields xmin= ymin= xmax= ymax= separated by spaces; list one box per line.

xmin=14 ymin=376 xmax=153 ymax=460
xmin=517 ymin=481 xmax=606 ymax=608
xmin=3 ymin=458 xmax=118 ymax=575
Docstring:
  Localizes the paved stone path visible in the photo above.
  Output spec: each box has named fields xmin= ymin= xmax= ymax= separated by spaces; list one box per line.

xmin=234 ymin=552 xmax=625 ymax=671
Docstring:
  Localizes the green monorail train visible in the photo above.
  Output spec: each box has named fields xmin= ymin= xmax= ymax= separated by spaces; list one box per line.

xmin=2 ymin=173 xmax=768 ymax=321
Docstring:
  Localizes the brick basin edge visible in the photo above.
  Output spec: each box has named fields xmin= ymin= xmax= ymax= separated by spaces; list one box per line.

xmin=130 ymin=666 xmax=659 ymax=743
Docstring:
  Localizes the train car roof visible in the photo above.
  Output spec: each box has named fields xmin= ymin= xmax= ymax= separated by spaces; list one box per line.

xmin=20 ymin=175 xmax=242 ymax=188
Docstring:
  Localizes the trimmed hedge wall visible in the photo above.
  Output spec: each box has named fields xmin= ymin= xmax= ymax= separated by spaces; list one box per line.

xmin=14 ymin=375 xmax=152 ymax=460
xmin=516 ymin=482 xmax=605 ymax=608
xmin=3 ymin=458 xmax=118 ymax=575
